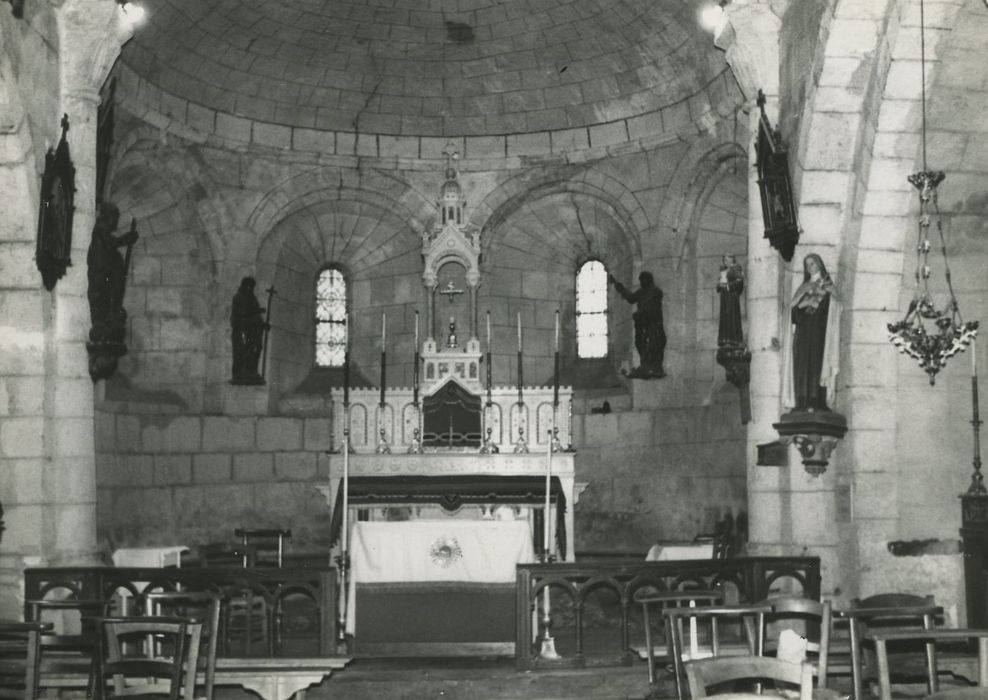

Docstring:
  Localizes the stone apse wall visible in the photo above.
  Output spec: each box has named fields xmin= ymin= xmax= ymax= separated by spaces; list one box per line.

xmin=94 ymin=65 xmax=751 ymax=557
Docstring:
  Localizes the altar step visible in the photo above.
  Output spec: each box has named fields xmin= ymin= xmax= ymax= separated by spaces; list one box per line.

xmin=303 ymin=656 xmax=667 ymax=700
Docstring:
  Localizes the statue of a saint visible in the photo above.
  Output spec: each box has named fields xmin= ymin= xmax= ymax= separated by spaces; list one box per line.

xmin=230 ymin=276 xmax=269 ymax=385
xmin=86 ymin=202 xmax=138 ymax=380
xmin=610 ymin=271 xmax=667 ymax=378
xmin=783 ymin=253 xmax=840 ymax=411
xmin=717 ymin=254 xmax=745 ymax=347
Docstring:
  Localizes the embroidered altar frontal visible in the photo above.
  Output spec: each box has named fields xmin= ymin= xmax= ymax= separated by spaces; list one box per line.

xmin=349 ymin=519 xmax=535 ymax=655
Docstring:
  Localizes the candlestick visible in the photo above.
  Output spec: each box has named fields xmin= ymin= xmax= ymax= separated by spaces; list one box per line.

xmin=343 ymin=315 xmax=350 ymax=408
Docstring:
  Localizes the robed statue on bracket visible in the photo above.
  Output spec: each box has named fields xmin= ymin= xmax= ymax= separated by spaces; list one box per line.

xmin=610 ymin=271 xmax=667 ymax=379
xmin=230 ymin=276 xmax=271 ymax=385
xmin=782 ymin=253 xmax=841 ymax=412
xmin=86 ymin=202 xmax=138 ymax=381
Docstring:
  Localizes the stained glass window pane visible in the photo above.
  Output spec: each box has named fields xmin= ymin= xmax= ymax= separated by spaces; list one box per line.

xmin=576 ymin=261 xmax=608 ymax=359
xmin=315 ymin=268 xmax=347 ymax=367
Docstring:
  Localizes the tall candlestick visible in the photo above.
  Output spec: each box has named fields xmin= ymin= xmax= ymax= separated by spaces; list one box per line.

xmin=486 ymin=311 xmax=493 ymax=406
xmin=380 ymin=313 xmax=387 ymax=408
xmin=413 ymin=312 xmax=420 ymax=407
xmin=343 ymin=314 xmax=350 ymax=408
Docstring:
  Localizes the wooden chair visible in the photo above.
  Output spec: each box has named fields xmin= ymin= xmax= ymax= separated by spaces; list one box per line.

xmin=635 ymin=589 xmax=723 ymax=692
xmin=196 ymin=544 xmax=268 ymax=655
xmin=685 ymin=655 xmax=814 ymax=700
xmin=663 ymin=603 xmax=772 ymax=700
xmin=90 ymin=616 xmax=199 ymax=700
xmin=144 ymin=592 xmax=220 ymax=700
xmin=26 ymin=596 xmax=113 ymax=680
xmin=868 ymin=628 xmax=988 ymax=700
xmin=759 ymin=596 xmax=830 ymax=689
xmin=0 ymin=619 xmax=52 ymax=700
xmin=233 ymin=529 xmax=292 ymax=568
xmin=838 ymin=593 xmax=941 ymax=700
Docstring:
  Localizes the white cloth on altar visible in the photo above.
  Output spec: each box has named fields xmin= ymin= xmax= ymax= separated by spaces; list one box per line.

xmin=645 ymin=542 xmax=714 ymax=561
xmin=346 ymin=519 xmax=535 ymax=635
xmin=112 ymin=546 xmax=188 ymax=567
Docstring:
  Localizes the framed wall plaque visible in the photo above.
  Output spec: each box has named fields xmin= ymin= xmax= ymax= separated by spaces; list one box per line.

xmin=36 ymin=114 xmax=76 ymax=291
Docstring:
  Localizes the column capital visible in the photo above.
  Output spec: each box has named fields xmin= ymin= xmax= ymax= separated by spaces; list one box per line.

xmin=57 ymin=0 xmax=134 ymax=100
xmin=714 ymin=2 xmax=782 ymax=102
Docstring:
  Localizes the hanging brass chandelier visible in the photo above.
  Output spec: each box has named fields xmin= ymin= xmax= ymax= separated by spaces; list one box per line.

xmin=887 ymin=0 xmax=978 ymax=385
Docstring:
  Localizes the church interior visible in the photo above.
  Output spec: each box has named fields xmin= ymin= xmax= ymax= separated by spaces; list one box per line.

xmin=2 ymin=0 xmax=988 ymax=697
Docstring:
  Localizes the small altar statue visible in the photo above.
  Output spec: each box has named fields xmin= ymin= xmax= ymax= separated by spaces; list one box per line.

xmin=447 ymin=315 xmax=458 ymax=348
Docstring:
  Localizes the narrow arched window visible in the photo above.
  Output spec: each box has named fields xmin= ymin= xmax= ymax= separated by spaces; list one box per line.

xmin=576 ymin=260 xmax=608 ymax=358
xmin=315 ymin=267 xmax=347 ymax=367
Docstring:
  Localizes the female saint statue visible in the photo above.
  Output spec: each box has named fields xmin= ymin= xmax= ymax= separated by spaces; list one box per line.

xmin=783 ymin=253 xmax=840 ymax=411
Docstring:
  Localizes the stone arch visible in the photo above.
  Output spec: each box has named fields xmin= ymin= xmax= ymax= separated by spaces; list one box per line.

xmin=245 ymin=166 xmax=434 ymax=245
xmin=661 ymin=138 xmax=748 ymax=273
xmin=255 ymin=191 xmax=424 ymax=395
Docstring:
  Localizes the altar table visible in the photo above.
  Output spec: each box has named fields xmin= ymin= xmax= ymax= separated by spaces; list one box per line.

xmin=347 ymin=519 xmax=535 ymax=652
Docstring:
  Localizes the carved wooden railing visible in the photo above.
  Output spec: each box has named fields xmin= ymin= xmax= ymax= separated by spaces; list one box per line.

xmin=514 ymin=556 xmax=821 ymax=670
xmin=23 ymin=566 xmax=337 ymax=656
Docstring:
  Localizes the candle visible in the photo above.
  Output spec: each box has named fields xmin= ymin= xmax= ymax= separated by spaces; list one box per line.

xmin=517 ymin=312 xmax=522 ymax=351
xmin=974 ymin=339 xmax=978 ymax=377
xmin=554 ymin=310 xmax=559 ymax=352
xmin=414 ymin=311 xmax=419 ymax=347
xmin=382 ymin=311 xmax=386 ymax=348
xmin=486 ymin=311 xmax=492 ymax=352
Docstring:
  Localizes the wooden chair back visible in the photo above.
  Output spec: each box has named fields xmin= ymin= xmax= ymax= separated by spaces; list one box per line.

xmin=867 ymin=627 xmax=988 ymax=700
xmin=233 ymin=529 xmax=292 ymax=567
xmin=760 ymin=596 xmax=831 ymax=689
xmin=634 ymin=589 xmax=722 ymax=693
xmin=91 ymin=617 xmax=198 ymax=700
xmin=0 ymin=619 xmax=52 ymax=700
xmin=145 ymin=592 xmax=221 ymax=700
xmin=662 ymin=604 xmax=772 ymax=700
xmin=685 ymin=655 xmax=814 ymax=700
xmin=841 ymin=593 xmax=941 ymax=700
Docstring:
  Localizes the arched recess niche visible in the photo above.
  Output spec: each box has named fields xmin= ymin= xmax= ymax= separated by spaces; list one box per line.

xmin=102 ymin=155 xmax=216 ymax=410
xmin=481 ymin=188 xmax=640 ymax=390
xmin=677 ymin=149 xmax=749 ymax=406
xmin=256 ymin=197 xmax=423 ymax=398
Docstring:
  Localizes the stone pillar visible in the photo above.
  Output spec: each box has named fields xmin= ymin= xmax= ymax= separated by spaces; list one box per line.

xmin=0 ymin=0 xmax=132 ymax=614
xmin=714 ymin=3 xmax=791 ymax=560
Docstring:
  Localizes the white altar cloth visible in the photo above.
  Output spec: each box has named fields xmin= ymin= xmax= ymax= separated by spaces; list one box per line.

xmin=112 ymin=546 xmax=189 ymax=568
xmin=645 ymin=542 xmax=714 ymax=561
xmin=347 ymin=519 xmax=535 ymax=635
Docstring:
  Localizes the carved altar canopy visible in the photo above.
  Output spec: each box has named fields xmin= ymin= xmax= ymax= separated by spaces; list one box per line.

xmin=329 ymin=475 xmax=568 ymax=556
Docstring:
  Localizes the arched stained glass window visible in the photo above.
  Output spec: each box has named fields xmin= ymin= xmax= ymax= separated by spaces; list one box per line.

xmin=315 ymin=267 xmax=347 ymax=367
xmin=576 ymin=260 xmax=608 ymax=358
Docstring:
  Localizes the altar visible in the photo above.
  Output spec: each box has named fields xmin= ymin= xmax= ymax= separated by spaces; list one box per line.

xmin=316 ymin=149 xmax=580 ymax=654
